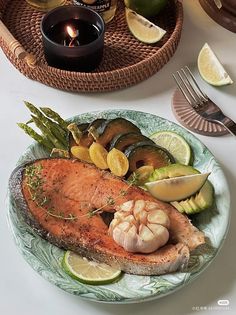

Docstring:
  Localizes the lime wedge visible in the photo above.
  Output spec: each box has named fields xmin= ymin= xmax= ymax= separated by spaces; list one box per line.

xmin=125 ymin=8 xmax=166 ymax=44
xmin=150 ymin=131 xmax=192 ymax=165
xmin=62 ymin=251 xmax=122 ymax=285
xmin=198 ymin=43 xmax=233 ymax=86
xmin=145 ymin=173 xmax=210 ymax=202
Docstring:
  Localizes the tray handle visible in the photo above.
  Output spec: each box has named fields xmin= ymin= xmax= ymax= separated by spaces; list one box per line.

xmin=0 ymin=20 xmax=37 ymax=68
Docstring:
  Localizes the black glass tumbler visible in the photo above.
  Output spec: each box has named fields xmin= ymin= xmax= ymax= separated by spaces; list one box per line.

xmin=41 ymin=5 xmax=105 ymax=72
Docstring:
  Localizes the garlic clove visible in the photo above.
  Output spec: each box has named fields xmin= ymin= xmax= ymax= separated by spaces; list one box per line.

xmin=119 ymin=200 xmax=134 ymax=212
xmin=133 ymin=200 xmax=147 ymax=223
xmin=139 ymin=224 xmax=154 ymax=242
xmin=123 ymin=225 xmax=138 ymax=252
xmin=112 ymin=226 xmax=124 ymax=244
xmin=145 ymin=202 xmax=160 ymax=211
xmin=118 ymin=221 xmax=130 ymax=232
xmin=147 ymin=223 xmax=164 ymax=235
xmin=147 ymin=224 xmax=169 ymax=247
xmin=128 ymin=224 xmax=137 ymax=236
xmin=108 ymin=218 xmax=119 ymax=232
xmin=125 ymin=214 xmax=136 ymax=224
xmin=133 ymin=200 xmax=146 ymax=213
xmin=147 ymin=209 xmax=170 ymax=228
xmin=114 ymin=211 xmax=126 ymax=220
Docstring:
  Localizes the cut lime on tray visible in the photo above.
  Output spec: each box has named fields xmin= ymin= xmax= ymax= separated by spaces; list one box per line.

xmin=150 ymin=131 xmax=192 ymax=165
xmin=198 ymin=43 xmax=233 ymax=86
xmin=62 ymin=251 xmax=122 ymax=285
xmin=124 ymin=0 xmax=168 ymax=17
xmin=125 ymin=8 xmax=166 ymax=44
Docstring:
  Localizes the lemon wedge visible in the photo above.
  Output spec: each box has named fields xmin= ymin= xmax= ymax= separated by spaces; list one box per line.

xmin=145 ymin=172 xmax=210 ymax=202
xmin=125 ymin=8 xmax=166 ymax=44
xmin=198 ymin=43 xmax=233 ymax=86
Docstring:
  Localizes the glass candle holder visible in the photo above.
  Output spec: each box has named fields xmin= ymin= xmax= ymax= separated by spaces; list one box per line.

xmin=26 ymin=0 xmax=66 ymax=11
xmin=41 ymin=5 xmax=105 ymax=72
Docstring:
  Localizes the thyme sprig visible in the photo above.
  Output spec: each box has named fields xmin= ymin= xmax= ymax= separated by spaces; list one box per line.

xmin=25 ymin=164 xmax=77 ymax=221
xmin=25 ymin=164 xmax=139 ymax=221
xmin=86 ymin=173 xmax=138 ymax=218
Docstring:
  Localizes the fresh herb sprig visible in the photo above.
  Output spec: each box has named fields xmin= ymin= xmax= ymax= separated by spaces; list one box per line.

xmin=25 ymin=164 xmax=77 ymax=221
xmin=86 ymin=174 xmax=138 ymax=218
xmin=25 ymin=164 xmax=138 ymax=221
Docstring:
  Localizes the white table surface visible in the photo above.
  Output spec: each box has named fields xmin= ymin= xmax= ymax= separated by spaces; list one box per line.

xmin=1 ymin=1 xmax=236 ymax=314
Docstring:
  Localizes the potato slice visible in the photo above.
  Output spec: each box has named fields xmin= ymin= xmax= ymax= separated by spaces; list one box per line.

xmin=89 ymin=142 xmax=108 ymax=170
xmin=107 ymin=148 xmax=129 ymax=177
xmin=71 ymin=146 xmax=92 ymax=163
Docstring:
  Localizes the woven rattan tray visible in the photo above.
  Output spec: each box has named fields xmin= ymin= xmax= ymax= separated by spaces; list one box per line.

xmin=0 ymin=0 xmax=183 ymax=92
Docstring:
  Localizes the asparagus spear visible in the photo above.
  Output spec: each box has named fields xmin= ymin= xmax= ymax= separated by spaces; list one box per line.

xmin=24 ymin=101 xmax=45 ymax=120
xmin=40 ymin=107 xmax=68 ymax=131
xmin=24 ymin=101 xmax=67 ymax=144
xmin=17 ymin=123 xmax=54 ymax=150
xmin=26 ymin=118 xmax=34 ymax=124
xmin=41 ymin=118 xmax=67 ymax=147
xmin=31 ymin=115 xmax=66 ymax=150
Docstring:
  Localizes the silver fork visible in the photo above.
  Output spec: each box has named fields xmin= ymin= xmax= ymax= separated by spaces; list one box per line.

xmin=173 ymin=66 xmax=236 ymax=136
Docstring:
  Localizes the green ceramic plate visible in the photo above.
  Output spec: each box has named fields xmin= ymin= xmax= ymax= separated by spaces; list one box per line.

xmin=7 ymin=110 xmax=230 ymax=304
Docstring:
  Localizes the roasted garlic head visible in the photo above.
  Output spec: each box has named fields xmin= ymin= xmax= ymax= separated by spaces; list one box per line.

xmin=109 ymin=200 xmax=170 ymax=253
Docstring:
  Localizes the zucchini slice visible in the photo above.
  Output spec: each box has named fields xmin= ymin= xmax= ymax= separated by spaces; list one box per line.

xmin=80 ymin=119 xmax=107 ymax=147
xmin=97 ymin=118 xmax=141 ymax=148
xmin=124 ymin=141 xmax=175 ymax=172
xmin=109 ymin=132 xmax=154 ymax=152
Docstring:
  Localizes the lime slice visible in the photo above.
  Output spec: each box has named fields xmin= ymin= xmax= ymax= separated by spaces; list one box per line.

xmin=62 ymin=251 xmax=122 ymax=285
xmin=150 ymin=131 xmax=192 ymax=165
xmin=198 ymin=43 xmax=233 ymax=86
xmin=125 ymin=8 xmax=166 ymax=44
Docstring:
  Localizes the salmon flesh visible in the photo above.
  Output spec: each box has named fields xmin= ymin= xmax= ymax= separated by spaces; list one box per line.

xmin=9 ymin=158 xmax=205 ymax=275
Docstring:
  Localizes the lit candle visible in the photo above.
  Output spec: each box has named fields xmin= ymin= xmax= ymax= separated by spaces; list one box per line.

xmin=66 ymin=25 xmax=79 ymax=47
xmin=41 ymin=5 xmax=105 ymax=72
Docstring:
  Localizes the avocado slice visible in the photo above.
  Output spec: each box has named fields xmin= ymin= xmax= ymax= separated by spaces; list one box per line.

xmin=149 ymin=164 xmax=214 ymax=214
xmin=179 ymin=200 xmax=194 ymax=214
xmin=148 ymin=164 xmax=199 ymax=182
xmin=173 ymin=181 xmax=214 ymax=214
xmin=188 ymin=197 xmax=201 ymax=213
xmin=194 ymin=181 xmax=214 ymax=210
xmin=171 ymin=201 xmax=185 ymax=213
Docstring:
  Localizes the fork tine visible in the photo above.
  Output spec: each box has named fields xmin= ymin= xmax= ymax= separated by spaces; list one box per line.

xmin=185 ymin=66 xmax=208 ymax=101
xmin=176 ymin=70 xmax=200 ymax=106
xmin=180 ymin=68 xmax=204 ymax=105
xmin=173 ymin=73 xmax=195 ymax=106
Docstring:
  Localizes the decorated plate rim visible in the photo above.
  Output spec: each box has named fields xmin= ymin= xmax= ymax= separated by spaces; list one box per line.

xmin=7 ymin=109 xmax=231 ymax=304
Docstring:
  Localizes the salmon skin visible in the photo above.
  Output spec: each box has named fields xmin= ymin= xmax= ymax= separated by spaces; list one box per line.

xmin=9 ymin=158 xmax=205 ymax=275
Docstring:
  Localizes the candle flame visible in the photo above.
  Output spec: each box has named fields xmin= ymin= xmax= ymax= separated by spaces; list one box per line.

xmin=66 ymin=25 xmax=78 ymax=39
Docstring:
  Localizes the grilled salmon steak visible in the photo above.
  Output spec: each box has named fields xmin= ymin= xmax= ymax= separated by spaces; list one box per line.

xmin=9 ymin=158 xmax=205 ymax=275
